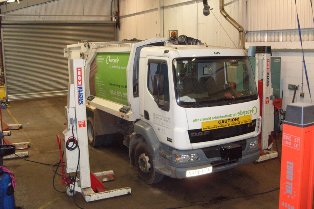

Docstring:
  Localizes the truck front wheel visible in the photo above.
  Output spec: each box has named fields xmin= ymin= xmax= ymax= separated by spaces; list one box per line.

xmin=134 ymin=142 xmax=164 ymax=184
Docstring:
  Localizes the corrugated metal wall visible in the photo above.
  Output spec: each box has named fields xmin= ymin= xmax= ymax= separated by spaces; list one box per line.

xmin=1 ymin=0 xmax=116 ymax=100
xmin=247 ymin=0 xmax=313 ymax=30
xmin=1 ymin=0 xmax=112 ymax=22
xmin=2 ymin=23 xmax=116 ymax=100
xmin=246 ymin=0 xmax=314 ymax=42
xmin=119 ymin=0 xmax=314 ymax=44
xmin=245 ymin=0 xmax=314 ymax=110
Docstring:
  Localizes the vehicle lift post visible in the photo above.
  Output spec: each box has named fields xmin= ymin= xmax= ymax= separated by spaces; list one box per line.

xmin=63 ymin=59 xmax=131 ymax=202
xmin=255 ymin=46 xmax=279 ymax=162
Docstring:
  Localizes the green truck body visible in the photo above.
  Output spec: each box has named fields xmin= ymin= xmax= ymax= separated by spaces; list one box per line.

xmin=92 ymin=52 xmax=130 ymax=105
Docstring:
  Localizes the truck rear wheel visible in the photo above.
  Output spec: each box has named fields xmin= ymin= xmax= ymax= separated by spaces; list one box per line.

xmin=87 ymin=117 xmax=115 ymax=147
xmin=134 ymin=142 xmax=164 ymax=184
xmin=87 ymin=117 xmax=97 ymax=147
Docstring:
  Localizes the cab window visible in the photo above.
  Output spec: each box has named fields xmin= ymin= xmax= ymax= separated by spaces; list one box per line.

xmin=147 ymin=60 xmax=170 ymax=111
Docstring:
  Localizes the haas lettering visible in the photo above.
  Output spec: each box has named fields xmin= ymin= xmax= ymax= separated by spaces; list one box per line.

xmin=77 ymin=68 xmax=84 ymax=105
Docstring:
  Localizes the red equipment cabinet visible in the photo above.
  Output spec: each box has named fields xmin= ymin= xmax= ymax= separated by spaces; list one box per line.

xmin=279 ymin=103 xmax=314 ymax=209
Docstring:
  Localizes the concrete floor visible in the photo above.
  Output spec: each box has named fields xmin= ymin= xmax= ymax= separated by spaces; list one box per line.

xmin=2 ymin=96 xmax=285 ymax=209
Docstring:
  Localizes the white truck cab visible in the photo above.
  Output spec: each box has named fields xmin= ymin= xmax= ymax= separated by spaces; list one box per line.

xmin=65 ymin=37 xmax=260 ymax=184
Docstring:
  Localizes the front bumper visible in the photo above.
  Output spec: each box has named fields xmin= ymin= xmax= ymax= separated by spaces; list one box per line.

xmin=155 ymin=136 xmax=259 ymax=179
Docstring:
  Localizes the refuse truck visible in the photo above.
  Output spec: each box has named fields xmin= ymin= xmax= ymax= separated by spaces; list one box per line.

xmin=64 ymin=36 xmax=261 ymax=184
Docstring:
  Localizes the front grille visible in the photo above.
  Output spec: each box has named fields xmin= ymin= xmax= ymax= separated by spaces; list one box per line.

xmin=201 ymin=140 xmax=247 ymax=159
xmin=188 ymin=120 xmax=256 ymax=144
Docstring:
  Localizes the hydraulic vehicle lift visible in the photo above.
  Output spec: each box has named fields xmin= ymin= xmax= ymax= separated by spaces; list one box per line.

xmin=62 ymin=59 xmax=131 ymax=202
xmin=255 ymin=46 xmax=279 ymax=162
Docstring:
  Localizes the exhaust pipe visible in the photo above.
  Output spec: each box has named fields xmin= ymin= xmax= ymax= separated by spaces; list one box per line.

xmin=219 ymin=0 xmax=245 ymax=49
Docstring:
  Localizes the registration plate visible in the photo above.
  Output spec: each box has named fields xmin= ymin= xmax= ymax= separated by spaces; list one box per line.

xmin=201 ymin=115 xmax=252 ymax=131
xmin=186 ymin=166 xmax=213 ymax=177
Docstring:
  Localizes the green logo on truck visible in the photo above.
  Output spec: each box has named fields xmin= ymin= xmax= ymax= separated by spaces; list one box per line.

xmin=93 ymin=52 xmax=129 ymax=105
xmin=192 ymin=106 xmax=258 ymax=123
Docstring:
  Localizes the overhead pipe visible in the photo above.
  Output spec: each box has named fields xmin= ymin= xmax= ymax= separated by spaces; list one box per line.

xmin=219 ymin=0 xmax=245 ymax=49
xmin=158 ymin=0 xmax=164 ymax=37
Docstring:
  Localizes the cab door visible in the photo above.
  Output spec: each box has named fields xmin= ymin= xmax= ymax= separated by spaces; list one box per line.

xmin=140 ymin=58 xmax=173 ymax=145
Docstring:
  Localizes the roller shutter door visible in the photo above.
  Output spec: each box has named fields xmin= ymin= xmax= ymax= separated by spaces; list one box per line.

xmin=1 ymin=22 xmax=116 ymax=100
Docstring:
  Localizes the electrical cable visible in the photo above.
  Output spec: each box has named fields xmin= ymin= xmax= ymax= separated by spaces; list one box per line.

xmin=22 ymin=158 xmax=58 ymax=167
xmin=53 ymin=138 xmax=66 ymax=194
xmin=2 ymin=137 xmax=68 ymax=194
xmin=310 ymin=0 xmax=314 ymax=26
xmin=66 ymin=126 xmax=79 ymax=151
xmin=67 ymin=125 xmax=85 ymax=209
xmin=66 ymin=136 xmax=78 ymax=151
xmin=166 ymin=186 xmax=280 ymax=209
xmin=72 ymin=145 xmax=84 ymax=209
xmin=52 ymin=161 xmax=66 ymax=193
xmin=2 ymin=110 xmax=84 ymax=208
xmin=1 ymin=139 xmax=58 ymax=167
xmin=294 ymin=0 xmax=312 ymax=101
xmin=12 ymin=151 xmax=67 ymax=193
xmin=211 ymin=11 xmax=237 ymax=48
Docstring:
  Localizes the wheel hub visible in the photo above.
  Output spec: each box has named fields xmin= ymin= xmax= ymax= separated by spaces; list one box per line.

xmin=138 ymin=153 xmax=151 ymax=173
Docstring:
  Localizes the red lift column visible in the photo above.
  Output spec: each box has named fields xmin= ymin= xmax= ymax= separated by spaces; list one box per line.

xmin=279 ymin=103 xmax=314 ymax=209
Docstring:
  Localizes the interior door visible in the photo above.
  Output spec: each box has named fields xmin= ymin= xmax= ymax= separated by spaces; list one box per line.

xmin=142 ymin=58 xmax=172 ymax=145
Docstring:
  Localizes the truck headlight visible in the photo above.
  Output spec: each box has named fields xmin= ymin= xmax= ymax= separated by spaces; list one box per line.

xmin=249 ymin=138 xmax=258 ymax=150
xmin=174 ymin=153 xmax=200 ymax=163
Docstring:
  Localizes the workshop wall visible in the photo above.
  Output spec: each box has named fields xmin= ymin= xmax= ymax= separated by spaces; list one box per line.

xmin=273 ymin=52 xmax=314 ymax=108
xmin=119 ymin=0 xmax=245 ymax=48
xmin=1 ymin=0 xmax=313 ymax=106
xmin=119 ymin=0 xmax=314 ymax=108
xmin=246 ymin=0 xmax=314 ymax=109
xmin=247 ymin=0 xmax=314 ymax=42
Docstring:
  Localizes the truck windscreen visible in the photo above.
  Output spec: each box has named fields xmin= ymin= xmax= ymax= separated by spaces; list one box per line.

xmin=173 ymin=57 xmax=258 ymax=108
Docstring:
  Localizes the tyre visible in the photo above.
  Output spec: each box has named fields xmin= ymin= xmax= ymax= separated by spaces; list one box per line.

xmin=87 ymin=117 xmax=115 ymax=147
xmin=87 ymin=117 xmax=97 ymax=147
xmin=134 ymin=142 xmax=164 ymax=184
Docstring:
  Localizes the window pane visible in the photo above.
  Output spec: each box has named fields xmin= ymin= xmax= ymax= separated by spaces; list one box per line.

xmin=173 ymin=57 xmax=257 ymax=107
xmin=160 ymin=62 xmax=169 ymax=102
xmin=147 ymin=61 xmax=170 ymax=111
xmin=147 ymin=63 xmax=159 ymax=95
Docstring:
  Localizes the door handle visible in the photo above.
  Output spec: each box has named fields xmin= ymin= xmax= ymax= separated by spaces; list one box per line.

xmin=144 ymin=110 xmax=150 ymax=120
